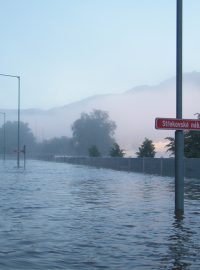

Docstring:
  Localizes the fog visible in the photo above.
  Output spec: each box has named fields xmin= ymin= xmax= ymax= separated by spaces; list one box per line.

xmin=1 ymin=72 xmax=200 ymax=157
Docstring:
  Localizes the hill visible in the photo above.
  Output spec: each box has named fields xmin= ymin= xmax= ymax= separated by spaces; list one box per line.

xmin=2 ymin=71 xmax=200 ymax=156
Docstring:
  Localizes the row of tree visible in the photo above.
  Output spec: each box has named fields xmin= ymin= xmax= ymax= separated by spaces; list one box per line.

xmin=165 ymin=114 xmax=200 ymax=158
xmin=0 ymin=109 xmax=199 ymax=158
xmin=0 ymin=110 xmax=122 ymax=157
xmin=88 ymin=143 xmax=124 ymax=157
xmin=136 ymin=131 xmax=200 ymax=158
xmin=165 ymin=131 xmax=200 ymax=158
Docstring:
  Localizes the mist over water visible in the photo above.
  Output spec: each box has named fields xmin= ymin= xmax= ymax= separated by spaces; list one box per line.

xmin=0 ymin=160 xmax=199 ymax=269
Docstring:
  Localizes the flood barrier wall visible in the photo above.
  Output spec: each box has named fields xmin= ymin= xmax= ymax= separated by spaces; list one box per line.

xmin=50 ymin=156 xmax=200 ymax=179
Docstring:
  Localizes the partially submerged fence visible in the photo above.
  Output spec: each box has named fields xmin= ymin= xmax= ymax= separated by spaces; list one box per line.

xmin=53 ymin=156 xmax=200 ymax=179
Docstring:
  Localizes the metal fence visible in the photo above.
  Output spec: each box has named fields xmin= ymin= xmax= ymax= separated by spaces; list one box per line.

xmin=52 ymin=156 xmax=200 ymax=179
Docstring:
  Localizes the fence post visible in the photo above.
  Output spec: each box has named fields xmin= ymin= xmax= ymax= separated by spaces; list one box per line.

xmin=142 ymin=158 xmax=145 ymax=173
xmin=160 ymin=157 xmax=163 ymax=176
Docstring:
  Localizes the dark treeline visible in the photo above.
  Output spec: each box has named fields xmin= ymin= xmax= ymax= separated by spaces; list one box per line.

xmin=0 ymin=110 xmax=200 ymax=158
xmin=165 ymin=114 xmax=200 ymax=158
xmin=0 ymin=121 xmax=37 ymax=156
xmin=0 ymin=110 xmax=123 ymax=158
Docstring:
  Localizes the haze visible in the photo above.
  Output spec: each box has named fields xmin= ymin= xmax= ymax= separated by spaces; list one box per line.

xmin=1 ymin=72 xmax=199 ymax=157
xmin=0 ymin=1 xmax=200 ymax=156
xmin=0 ymin=0 xmax=200 ymax=109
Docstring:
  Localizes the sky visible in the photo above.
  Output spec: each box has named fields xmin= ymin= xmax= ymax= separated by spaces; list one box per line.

xmin=0 ymin=0 xmax=199 ymax=109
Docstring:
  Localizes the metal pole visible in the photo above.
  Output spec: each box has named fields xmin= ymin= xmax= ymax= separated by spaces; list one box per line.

xmin=0 ymin=112 xmax=6 ymax=161
xmin=0 ymin=73 xmax=21 ymax=168
xmin=17 ymin=77 xmax=20 ymax=168
xmin=3 ymin=113 xmax=5 ymax=161
xmin=23 ymin=145 xmax=26 ymax=170
xmin=175 ymin=0 xmax=184 ymax=215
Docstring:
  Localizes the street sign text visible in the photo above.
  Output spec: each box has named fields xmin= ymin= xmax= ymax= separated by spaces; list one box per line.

xmin=155 ymin=118 xmax=200 ymax=130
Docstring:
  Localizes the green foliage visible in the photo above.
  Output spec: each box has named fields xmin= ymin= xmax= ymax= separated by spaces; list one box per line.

xmin=186 ymin=113 xmax=200 ymax=157
xmin=184 ymin=131 xmax=200 ymax=157
xmin=0 ymin=121 xmax=36 ymax=155
xmin=71 ymin=109 xmax=116 ymax=155
xmin=38 ymin=136 xmax=75 ymax=156
xmin=136 ymin=138 xmax=156 ymax=158
xmin=165 ymin=136 xmax=175 ymax=156
xmin=165 ymin=131 xmax=200 ymax=158
xmin=110 ymin=143 xmax=124 ymax=157
xmin=88 ymin=145 xmax=101 ymax=157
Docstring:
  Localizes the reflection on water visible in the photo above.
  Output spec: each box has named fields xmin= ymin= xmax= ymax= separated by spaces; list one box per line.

xmin=0 ymin=160 xmax=199 ymax=269
xmin=185 ymin=178 xmax=200 ymax=201
xmin=165 ymin=216 xmax=199 ymax=270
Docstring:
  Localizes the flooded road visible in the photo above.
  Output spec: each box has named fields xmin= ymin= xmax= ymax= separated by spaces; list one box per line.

xmin=0 ymin=160 xmax=199 ymax=269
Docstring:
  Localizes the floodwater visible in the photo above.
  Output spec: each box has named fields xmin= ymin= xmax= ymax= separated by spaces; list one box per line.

xmin=0 ymin=160 xmax=199 ymax=270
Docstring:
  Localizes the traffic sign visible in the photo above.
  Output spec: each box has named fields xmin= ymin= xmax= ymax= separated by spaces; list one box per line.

xmin=155 ymin=118 xmax=200 ymax=130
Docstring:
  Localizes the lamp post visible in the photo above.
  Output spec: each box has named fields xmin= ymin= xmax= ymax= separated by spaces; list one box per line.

xmin=0 ymin=73 xmax=20 ymax=168
xmin=0 ymin=112 xmax=6 ymax=161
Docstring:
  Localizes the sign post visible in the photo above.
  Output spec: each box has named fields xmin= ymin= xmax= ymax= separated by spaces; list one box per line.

xmin=156 ymin=1 xmax=198 ymax=217
xmin=175 ymin=0 xmax=184 ymax=216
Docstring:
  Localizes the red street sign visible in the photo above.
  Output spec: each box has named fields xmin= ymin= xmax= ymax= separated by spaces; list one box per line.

xmin=155 ymin=118 xmax=200 ymax=130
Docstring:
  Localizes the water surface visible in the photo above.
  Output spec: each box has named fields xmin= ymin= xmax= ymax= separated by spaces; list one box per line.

xmin=0 ymin=160 xmax=199 ymax=269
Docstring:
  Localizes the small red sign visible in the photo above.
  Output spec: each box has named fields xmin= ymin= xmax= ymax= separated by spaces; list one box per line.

xmin=155 ymin=118 xmax=200 ymax=130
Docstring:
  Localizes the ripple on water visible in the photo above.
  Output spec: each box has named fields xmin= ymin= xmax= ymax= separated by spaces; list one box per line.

xmin=0 ymin=160 xmax=199 ymax=269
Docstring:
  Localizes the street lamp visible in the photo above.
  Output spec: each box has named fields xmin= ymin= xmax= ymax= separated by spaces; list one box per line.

xmin=0 ymin=112 xmax=6 ymax=161
xmin=0 ymin=73 xmax=20 ymax=168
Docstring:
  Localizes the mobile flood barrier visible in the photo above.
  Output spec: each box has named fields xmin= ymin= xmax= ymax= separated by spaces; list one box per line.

xmin=51 ymin=156 xmax=200 ymax=180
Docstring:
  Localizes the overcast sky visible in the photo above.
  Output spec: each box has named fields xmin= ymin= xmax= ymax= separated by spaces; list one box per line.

xmin=0 ymin=0 xmax=199 ymax=109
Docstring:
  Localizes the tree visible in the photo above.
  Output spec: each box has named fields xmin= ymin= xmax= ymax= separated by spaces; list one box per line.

xmin=110 ymin=143 xmax=124 ymax=157
xmin=88 ymin=145 xmax=101 ymax=157
xmin=165 ymin=132 xmax=200 ymax=158
xmin=0 ymin=121 xmax=36 ymax=155
xmin=184 ymin=114 xmax=200 ymax=158
xmin=165 ymin=136 xmax=175 ymax=156
xmin=38 ymin=136 xmax=75 ymax=156
xmin=136 ymin=138 xmax=156 ymax=157
xmin=71 ymin=109 xmax=116 ymax=155
xmin=184 ymin=131 xmax=200 ymax=157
